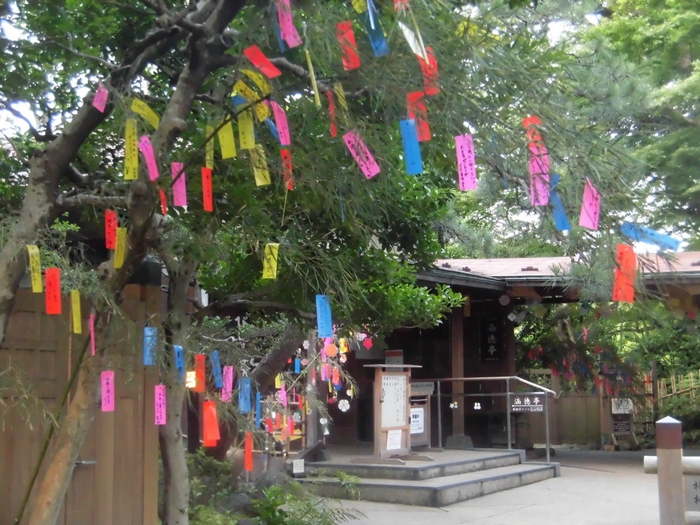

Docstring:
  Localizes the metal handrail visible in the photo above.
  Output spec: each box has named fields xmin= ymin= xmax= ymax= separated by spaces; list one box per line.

xmin=417 ymin=376 xmax=559 ymax=398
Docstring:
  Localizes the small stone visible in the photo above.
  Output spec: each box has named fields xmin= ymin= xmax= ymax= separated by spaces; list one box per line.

xmin=221 ymin=493 xmax=252 ymax=513
xmin=237 ymin=519 xmax=256 ymax=525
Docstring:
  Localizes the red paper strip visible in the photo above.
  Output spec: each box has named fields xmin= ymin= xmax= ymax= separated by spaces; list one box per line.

xmin=45 ymin=267 xmax=61 ymax=315
xmin=202 ymin=400 xmax=220 ymax=444
xmin=407 ymin=92 xmax=431 ymax=142
xmin=394 ymin=0 xmax=409 ymax=10
xmin=336 ymin=21 xmax=361 ymax=71
xmin=280 ymin=149 xmax=294 ymax=190
xmin=522 ymin=115 xmax=544 ymax=146
xmin=266 ymin=417 xmax=273 ymax=433
xmin=244 ymin=431 xmax=253 ymax=472
xmin=194 ymin=354 xmax=206 ymax=393
xmin=612 ymin=244 xmax=636 ymax=303
xmin=275 ymin=412 xmax=282 ymax=429
xmin=332 ymin=367 xmax=340 ymax=385
xmin=105 ymin=210 xmax=117 ymax=250
xmin=327 ymin=90 xmax=337 ymax=138
xmin=159 ymin=188 xmax=168 ymax=216
xmin=201 ymin=167 xmax=213 ymax=212
xmin=416 ymin=46 xmax=439 ymax=96
xmin=243 ymin=45 xmax=282 ymax=78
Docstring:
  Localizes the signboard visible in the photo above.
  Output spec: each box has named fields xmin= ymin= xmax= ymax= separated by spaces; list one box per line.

xmin=612 ymin=398 xmax=634 ymax=414
xmin=481 ymin=315 xmax=504 ymax=362
xmin=381 ymin=374 xmax=408 ymax=428
xmin=511 ymin=395 xmax=544 ymax=412
xmin=612 ymin=414 xmax=631 ymax=434
xmin=410 ymin=407 xmax=424 ymax=434
xmin=411 ymin=381 xmax=434 ymax=396
xmin=386 ymin=429 xmax=403 ymax=450
xmin=385 ymin=349 xmax=404 ymax=365
xmin=292 ymin=459 xmax=305 ymax=474
xmin=686 ymin=476 xmax=700 ymax=511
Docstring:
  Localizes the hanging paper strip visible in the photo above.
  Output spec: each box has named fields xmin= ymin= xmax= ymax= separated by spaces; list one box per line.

xmin=89 ymin=313 xmax=96 ymax=356
xmin=105 ymin=210 xmax=117 ymax=250
xmin=251 ymin=145 xmax=271 ymax=186
xmin=131 ymin=99 xmax=160 ymax=129
xmin=143 ymin=327 xmax=157 ymax=366
xmin=26 ymin=245 xmax=42 ymax=293
xmin=579 ymin=177 xmax=600 ymax=230
xmin=311 ymin=367 xmax=317 ymax=386
xmin=620 ymin=222 xmax=681 ymax=251
xmin=613 ymin=244 xmax=636 ymax=304
xmin=101 ymin=370 xmax=115 ymax=412
xmin=124 ymin=118 xmax=138 ymax=181
xmin=138 ymin=135 xmax=159 ymax=181
xmin=280 ymin=384 xmax=288 ymax=407
xmin=455 ymin=134 xmax=477 ymax=190
xmin=210 ymin=351 xmax=223 ymax=389
xmin=523 ymin=115 xmax=544 ymax=144
xmin=269 ymin=101 xmax=291 ymax=146
xmin=171 ymin=162 xmax=188 ymax=207
xmin=238 ymin=109 xmax=255 ymax=150
xmin=279 ymin=149 xmax=294 ymax=190
xmin=217 ymin=120 xmax=237 ymax=159
xmin=264 ymin=117 xmax=280 ymax=142
xmin=203 ymin=400 xmax=221 ymax=443
xmin=242 ymin=69 xmax=273 ymax=96
xmin=244 ymin=431 xmax=254 ymax=471
xmin=262 ymin=243 xmax=280 ymax=279
xmin=394 ymin=0 xmax=409 ymax=10
xmin=276 ymin=0 xmax=302 ymax=48
xmin=406 ymin=92 xmax=431 ymax=142
xmin=155 ymin=384 xmax=167 ymax=425
xmin=159 ymin=188 xmax=168 ymax=216
xmin=352 ymin=0 xmax=366 ymax=12
xmin=362 ymin=10 xmax=389 ymax=57
xmin=255 ymin=391 xmax=262 ymax=427
xmin=398 ymin=21 xmax=428 ymax=61
xmin=93 ymin=84 xmax=108 ymax=113
xmin=270 ymin=3 xmax=286 ymax=53
xmin=400 ymin=119 xmax=422 ymax=176
xmin=327 ymin=90 xmax=337 ymax=138
xmin=114 ymin=227 xmax=127 ymax=269
xmin=321 ymin=345 xmax=327 ymax=363
xmin=234 ymin=80 xmax=270 ymax=122
xmin=194 ymin=354 xmax=206 ymax=393
xmin=336 ymin=21 xmax=361 ymax=71
xmin=45 ymin=268 xmax=61 ymax=315
xmin=288 ymin=416 xmax=294 ymax=436
xmin=333 ymin=83 xmax=349 ymax=126
xmin=71 ymin=290 xmax=82 ymax=334
xmin=304 ymin=50 xmax=322 ymax=108
xmin=343 ymin=131 xmax=381 ymax=179
xmin=528 ymin=145 xmax=550 ymax=206
xmin=222 ymin=366 xmax=234 ymax=401
xmin=294 ymin=357 xmax=301 ymax=374
xmin=316 ymin=294 xmax=333 ymax=338
xmin=416 ymin=46 xmax=439 ymax=95
xmin=205 ymin=125 xmax=215 ymax=169
xmin=239 ymin=377 xmax=252 ymax=414
xmin=550 ymin=174 xmax=571 ymax=232
xmin=174 ymin=345 xmax=185 ymax=381
xmin=275 ymin=373 xmax=282 ymax=388
xmin=202 ymin=167 xmax=213 ymax=212
xmin=266 ymin=417 xmax=273 ymax=433
xmin=332 ymin=367 xmax=341 ymax=385
xmin=244 ymin=45 xmax=282 ymax=78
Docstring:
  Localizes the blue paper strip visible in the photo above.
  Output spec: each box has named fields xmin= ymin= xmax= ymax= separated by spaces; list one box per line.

xmin=620 ymin=222 xmax=681 ymax=251
xmin=143 ymin=327 xmax=157 ymax=366
xmin=174 ymin=345 xmax=185 ymax=381
xmin=264 ymin=118 xmax=280 ymax=142
xmin=239 ymin=377 xmax=251 ymax=414
xmin=400 ymin=119 xmax=423 ymax=175
xmin=316 ymin=294 xmax=333 ymax=338
xmin=550 ymin=174 xmax=571 ymax=232
xmin=255 ymin=391 xmax=262 ymax=427
xmin=210 ymin=351 xmax=223 ymax=389
xmin=361 ymin=10 xmax=389 ymax=57
xmin=270 ymin=3 xmax=286 ymax=53
xmin=294 ymin=357 xmax=301 ymax=374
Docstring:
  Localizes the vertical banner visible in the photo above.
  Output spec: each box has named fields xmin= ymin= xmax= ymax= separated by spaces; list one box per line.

xmin=171 ymin=162 xmax=188 ymax=207
xmin=174 ymin=344 xmax=185 ymax=381
xmin=105 ymin=210 xmax=117 ymax=250
xmin=143 ymin=327 xmax=157 ymax=366
xmin=155 ymin=384 xmax=167 ymax=425
xmin=71 ymin=290 xmax=82 ymax=334
xmin=336 ymin=21 xmax=361 ymax=70
xmin=613 ymin=244 xmax=636 ymax=303
xmin=45 ymin=268 xmax=61 ymax=315
xmin=203 ymin=400 xmax=221 ymax=444
xmin=399 ymin=119 xmax=422 ymax=175
xmin=244 ymin=431 xmax=254 ymax=472
xmin=455 ymin=134 xmax=477 ymax=191
xmin=201 ymin=167 xmax=213 ymax=212
xmin=217 ymin=121 xmax=237 ymax=159
xmin=579 ymin=177 xmax=601 ymax=230
xmin=124 ymin=118 xmax=138 ymax=180
xmin=239 ymin=377 xmax=252 ymax=414
xmin=210 ymin=351 xmax=223 ymax=389
xmin=262 ymin=243 xmax=280 ymax=279
xmin=343 ymin=131 xmax=381 ymax=179
xmin=316 ymin=294 xmax=333 ymax=338
xmin=114 ymin=227 xmax=127 ymax=269
xmin=194 ymin=354 xmax=206 ymax=393
xmin=101 ymin=370 xmax=115 ymax=412
xmin=26 ymin=245 xmax=43 ymax=293
xmin=222 ymin=365 xmax=234 ymax=402
xmin=406 ymin=92 xmax=431 ymax=141
xmin=138 ymin=135 xmax=160 ymax=181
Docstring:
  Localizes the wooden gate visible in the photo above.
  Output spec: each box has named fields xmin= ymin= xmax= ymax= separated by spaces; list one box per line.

xmin=0 ymin=285 xmax=159 ymax=525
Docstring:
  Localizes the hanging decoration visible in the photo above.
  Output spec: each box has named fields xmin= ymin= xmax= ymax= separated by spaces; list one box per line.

xmin=155 ymin=384 xmax=167 ymax=425
xmin=455 ymin=134 xmax=477 ymax=191
xmin=612 ymin=244 xmax=636 ymax=304
xmin=143 ymin=327 xmax=157 ymax=366
xmin=579 ymin=178 xmax=601 ymax=230
xmin=71 ymin=290 xmax=81 ymax=334
xmin=406 ymin=92 xmax=430 ymax=142
xmin=44 ymin=268 xmax=61 ymax=315
xmin=194 ymin=354 xmax=206 ymax=393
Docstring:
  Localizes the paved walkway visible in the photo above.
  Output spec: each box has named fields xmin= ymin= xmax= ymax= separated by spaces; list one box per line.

xmin=338 ymin=450 xmax=665 ymax=525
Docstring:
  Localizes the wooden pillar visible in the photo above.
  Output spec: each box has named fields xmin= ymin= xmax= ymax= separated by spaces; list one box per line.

xmin=451 ymin=307 xmax=465 ymax=436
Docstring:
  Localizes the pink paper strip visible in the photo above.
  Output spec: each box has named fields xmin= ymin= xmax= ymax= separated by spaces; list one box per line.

xmin=579 ymin=177 xmax=601 ymax=230
xmin=171 ymin=162 xmax=187 ymax=207
xmin=155 ymin=384 xmax=167 ymax=425
xmin=281 ymin=384 xmax=287 ymax=407
xmin=101 ymin=370 xmax=115 ymax=412
xmin=93 ymin=84 xmax=108 ymax=113
xmin=321 ymin=365 xmax=327 ymax=381
xmin=528 ymin=147 xmax=550 ymax=206
xmin=138 ymin=136 xmax=160 ymax=181
xmin=455 ymin=134 xmax=477 ymax=191
xmin=343 ymin=131 xmax=381 ymax=179
xmin=222 ymin=366 xmax=234 ymax=402
xmin=270 ymin=101 xmax=291 ymax=146
xmin=89 ymin=313 xmax=95 ymax=356
xmin=277 ymin=0 xmax=303 ymax=48
xmin=321 ymin=346 xmax=327 ymax=363
xmin=288 ymin=416 xmax=294 ymax=435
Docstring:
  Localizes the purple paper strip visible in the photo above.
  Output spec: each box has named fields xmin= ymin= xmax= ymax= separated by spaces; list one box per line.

xmin=455 ymin=134 xmax=477 ymax=191
xmin=343 ymin=131 xmax=381 ymax=179
xmin=138 ymin=135 xmax=160 ymax=181
xmin=171 ymin=162 xmax=187 ymax=207
xmin=155 ymin=384 xmax=167 ymax=425
xmin=222 ymin=365 xmax=234 ymax=402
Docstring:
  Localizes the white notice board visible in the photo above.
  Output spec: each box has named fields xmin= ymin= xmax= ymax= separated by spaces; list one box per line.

xmin=381 ymin=373 xmax=407 ymax=428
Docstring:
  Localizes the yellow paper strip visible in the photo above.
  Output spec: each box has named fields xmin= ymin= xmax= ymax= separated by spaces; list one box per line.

xmin=26 ymin=245 xmax=42 ymax=293
xmin=206 ymin=125 xmax=215 ymax=169
xmin=305 ymin=50 xmax=322 ymax=108
xmin=333 ymin=82 xmax=349 ymax=126
xmin=233 ymin=80 xmax=270 ymax=122
xmin=251 ymin=145 xmax=270 ymax=186
xmin=351 ymin=0 xmax=367 ymax=12
xmin=114 ymin=227 xmax=127 ymax=269
xmin=124 ymin=118 xmax=138 ymax=180
xmin=131 ymin=99 xmax=160 ymax=129
xmin=71 ymin=290 xmax=82 ymax=334
xmin=262 ymin=243 xmax=280 ymax=279
xmin=242 ymin=69 xmax=272 ymax=96
xmin=238 ymin=109 xmax=255 ymax=150
xmin=217 ymin=121 xmax=237 ymax=159
xmin=275 ymin=374 xmax=282 ymax=388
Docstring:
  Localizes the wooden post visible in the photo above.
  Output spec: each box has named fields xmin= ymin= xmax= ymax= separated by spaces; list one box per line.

xmin=450 ymin=308 xmax=465 ymax=436
xmin=656 ymin=416 xmax=685 ymax=525
xmin=651 ymin=361 xmax=659 ymax=422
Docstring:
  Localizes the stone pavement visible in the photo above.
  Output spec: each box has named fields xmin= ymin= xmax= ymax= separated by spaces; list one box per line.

xmin=335 ymin=450 xmax=669 ymax=525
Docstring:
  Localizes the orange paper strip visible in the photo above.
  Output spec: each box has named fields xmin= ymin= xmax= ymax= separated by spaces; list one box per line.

xmin=45 ymin=268 xmax=61 ymax=315
xmin=105 ymin=210 xmax=117 ymax=250
xmin=194 ymin=354 xmax=206 ymax=393
xmin=612 ymin=244 xmax=636 ymax=303
xmin=202 ymin=167 xmax=213 ymax=212
xmin=202 ymin=400 xmax=220 ymax=445
xmin=159 ymin=188 xmax=168 ymax=216
xmin=244 ymin=431 xmax=253 ymax=472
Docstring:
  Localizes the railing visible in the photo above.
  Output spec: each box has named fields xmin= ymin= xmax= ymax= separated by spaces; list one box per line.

xmin=416 ymin=376 xmax=558 ymax=464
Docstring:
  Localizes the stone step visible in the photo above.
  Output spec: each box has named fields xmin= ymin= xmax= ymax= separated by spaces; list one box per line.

xmin=307 ymin=450 xmax=523 ymax=481
xmin=304 ymin=463 xmax=558 ymax=507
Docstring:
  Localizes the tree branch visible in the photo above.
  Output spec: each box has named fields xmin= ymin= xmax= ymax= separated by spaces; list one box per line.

xmin=56 ymin=193 xmax=128 ymax=208
xmin=214 ymin=299 xmax=316 ymax=320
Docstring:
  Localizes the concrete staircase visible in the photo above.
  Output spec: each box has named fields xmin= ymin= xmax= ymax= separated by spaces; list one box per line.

xmin=303 ymin=450 xmax=559 ymax=507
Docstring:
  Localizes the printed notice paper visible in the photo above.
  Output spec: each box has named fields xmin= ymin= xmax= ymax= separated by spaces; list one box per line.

xmin=455 ymin=134 xmax=477 ymax=191
xmin=343 ymin=131 xmax=381 ymax=179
